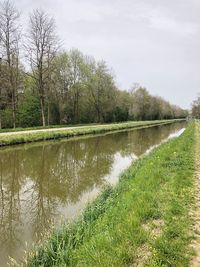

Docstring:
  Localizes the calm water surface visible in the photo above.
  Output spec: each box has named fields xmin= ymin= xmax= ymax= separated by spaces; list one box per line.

xmin=0 ymin=122 xmax=186 ymax=266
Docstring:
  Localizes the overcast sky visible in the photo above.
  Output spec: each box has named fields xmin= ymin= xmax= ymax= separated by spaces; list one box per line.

xmin=14 ymin=0 xmax=200 ymax=109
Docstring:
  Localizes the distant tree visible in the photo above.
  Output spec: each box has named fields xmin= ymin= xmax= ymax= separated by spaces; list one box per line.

xmin=128 ymin=86 xmax=187 ymax=121
xmin=53 ymin=50 xmax=88 ymax=124
xmin=192 ymin=95 xmax=200 ymax=119
xmin=0 ymin=61 xmax=10 ymax=128
xmin=66 ymin=49 xmax=86 ymax=123
xmin=26 ymin=9 xmax=58 ymax=126
xmin=0 ymin=0 xmax=21 ymax=128
xmin=130 ymin=87 xmax=151 ymax=120
xmin=0 ymin=73 xmax=1 ymax=129
xmin=87 ymin=61 xmax=117 ymax=123
xmin=113 ymin=90 xmax=130 ymax=122
xmin=0 ymin=58 xmax=4 ymax=129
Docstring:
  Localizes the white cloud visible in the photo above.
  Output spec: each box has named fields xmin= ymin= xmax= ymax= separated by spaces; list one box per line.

xmin=149 ymin=12 xmax=199 ymax=37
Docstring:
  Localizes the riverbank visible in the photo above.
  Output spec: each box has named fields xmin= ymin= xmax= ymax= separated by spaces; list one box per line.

xmin=0 ymin=119 xmax=184 ymax=147
xmin=22 ymin=121 xmax=195 ymax=267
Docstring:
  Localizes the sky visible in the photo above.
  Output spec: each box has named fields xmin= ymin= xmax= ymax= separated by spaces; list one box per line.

xmin=14 ymin=0 xmax=200 ymax=109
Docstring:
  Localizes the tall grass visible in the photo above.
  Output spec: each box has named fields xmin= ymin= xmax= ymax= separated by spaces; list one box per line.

xmin=22 ymin=122 xmax=195 ymax=267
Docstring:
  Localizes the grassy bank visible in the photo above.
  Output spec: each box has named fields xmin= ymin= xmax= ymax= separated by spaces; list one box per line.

xmin=0 ymin=119 xmax=184 ymax=147
xmin=0 ymin=123 xmax=100 ymax=133
xmin=22 ymin=122 xmax=195 ymax=267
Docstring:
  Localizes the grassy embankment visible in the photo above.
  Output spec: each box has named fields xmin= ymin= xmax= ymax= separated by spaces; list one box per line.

xmin=0 ymin=119 xmax=184 ymax=147
xmin=23 ymin=121 xmax=195 ymax=267
xmin=0 ymin=123 xmax=99 ymax=133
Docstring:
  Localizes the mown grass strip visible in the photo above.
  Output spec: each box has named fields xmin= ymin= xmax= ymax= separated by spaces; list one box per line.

xmin=0 ymin=119 xmax=184 ymax=147
xmin=0 ymin=120 xmax=185 ymax=134
xmin=0 ymin=123 xmax=102 ymax=133
xmin=22 ymin=121 xmax=195 ymax=267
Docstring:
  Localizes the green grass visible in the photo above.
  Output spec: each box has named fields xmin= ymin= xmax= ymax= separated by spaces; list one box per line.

xmin=22 ymin=122 xmax=195 ymax=267
xmin=0 ymin=119 xmax=184 ymax=147
xmin=0 ymin=120 xmax=185 ymax=133
xmin=0 ymin=123 xmax=100 ymax=133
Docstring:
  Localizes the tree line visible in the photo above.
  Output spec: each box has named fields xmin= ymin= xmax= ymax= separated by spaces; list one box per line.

xmin=0 ymin=0 xmax=188 ymax=129
xmin=192 ymin=95 xmax=200 ymax=119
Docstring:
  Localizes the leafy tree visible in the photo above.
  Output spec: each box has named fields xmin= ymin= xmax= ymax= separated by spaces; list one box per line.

xmin=192 ymin=95 xmax=200 ymax=118
xmin=87 ymin=61 xmax=117 ymax=123
xmin=18 ymin=93 xmax=41 ymax=127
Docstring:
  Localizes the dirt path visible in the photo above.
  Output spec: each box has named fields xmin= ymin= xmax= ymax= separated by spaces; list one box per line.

xmin=190 ymin=122 xmax=200 ymax=267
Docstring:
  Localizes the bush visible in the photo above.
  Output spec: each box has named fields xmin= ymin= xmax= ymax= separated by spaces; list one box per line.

xmin=1 ymin=109 xmax=13 ymax=128
xmin=17 ymin=94 xmax=41 ymax=127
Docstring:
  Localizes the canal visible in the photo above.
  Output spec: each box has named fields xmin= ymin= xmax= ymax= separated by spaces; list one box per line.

xmin=0 ymin=121 xmax=186 ymax=266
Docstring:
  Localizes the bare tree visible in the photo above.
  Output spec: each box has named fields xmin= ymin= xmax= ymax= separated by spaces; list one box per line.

xmin=26 ymin=9 xmax=58 ymax=126
xmin=0 ymin=0 xmax=21 ymax=128
xmin=0 ymin=57 xmax=7 ymax=129
xmin=0 ymin=24 xmax=2 ymax=129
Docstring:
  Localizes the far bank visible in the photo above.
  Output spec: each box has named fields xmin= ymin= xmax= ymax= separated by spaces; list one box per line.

xmin=0 ymin=119 xmax=185 ymax=147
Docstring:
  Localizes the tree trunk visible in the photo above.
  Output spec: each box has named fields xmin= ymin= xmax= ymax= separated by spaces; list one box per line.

xmin=97 ymin=108 xmax=101 ymax=123
xmin=47 ymin=101 xmax=50 ymax=126
xmin=73 ymin=93 xmax=76 ymax=123
xmin=76 ymin=92 xmax=79 ymax=123
xmin=40 ymin=97 xmax=46 ymax=127
xmin=12 ymin=93 xmax=16 ymax=128
xmin=0 ymin=111 xmax=2 ymax=129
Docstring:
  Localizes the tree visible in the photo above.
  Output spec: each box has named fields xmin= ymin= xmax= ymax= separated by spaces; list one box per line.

xmin=55 ymin=49 xmax=88 ymax=123
xmin=26 ymin=9 xmax=58 ymax=126
xmin=0 ymin=0 xmax=21 ymax=128
xmin=68 ymin=49 xmax=86 ymax=123
xmin=192 ymin=95 xmax=200 ymax=119
xmin=87 ymin=61 xmax=117 ymax=123
xmin=0 ymin=68 xmax=1 ymax=129
xmin=130 ymin=87 xmax=151 ymax=120
xmin=0 ymin=60 xmax=9 ymax=128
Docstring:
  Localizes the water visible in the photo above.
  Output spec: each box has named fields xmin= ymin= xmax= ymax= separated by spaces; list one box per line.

xmin=0 ymin=121 xmax=186 ymax=266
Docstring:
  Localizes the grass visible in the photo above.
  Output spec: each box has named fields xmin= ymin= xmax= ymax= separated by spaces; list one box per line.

xmin=21 ymin=121 xmax=195 ymax=267
xmin=0 ymin=119 xmax=184 ymax=147
xmin=0 ymin=123 xmax=100 ymax=133
xmin=0 ymin=120 xmax=185 ymax=133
